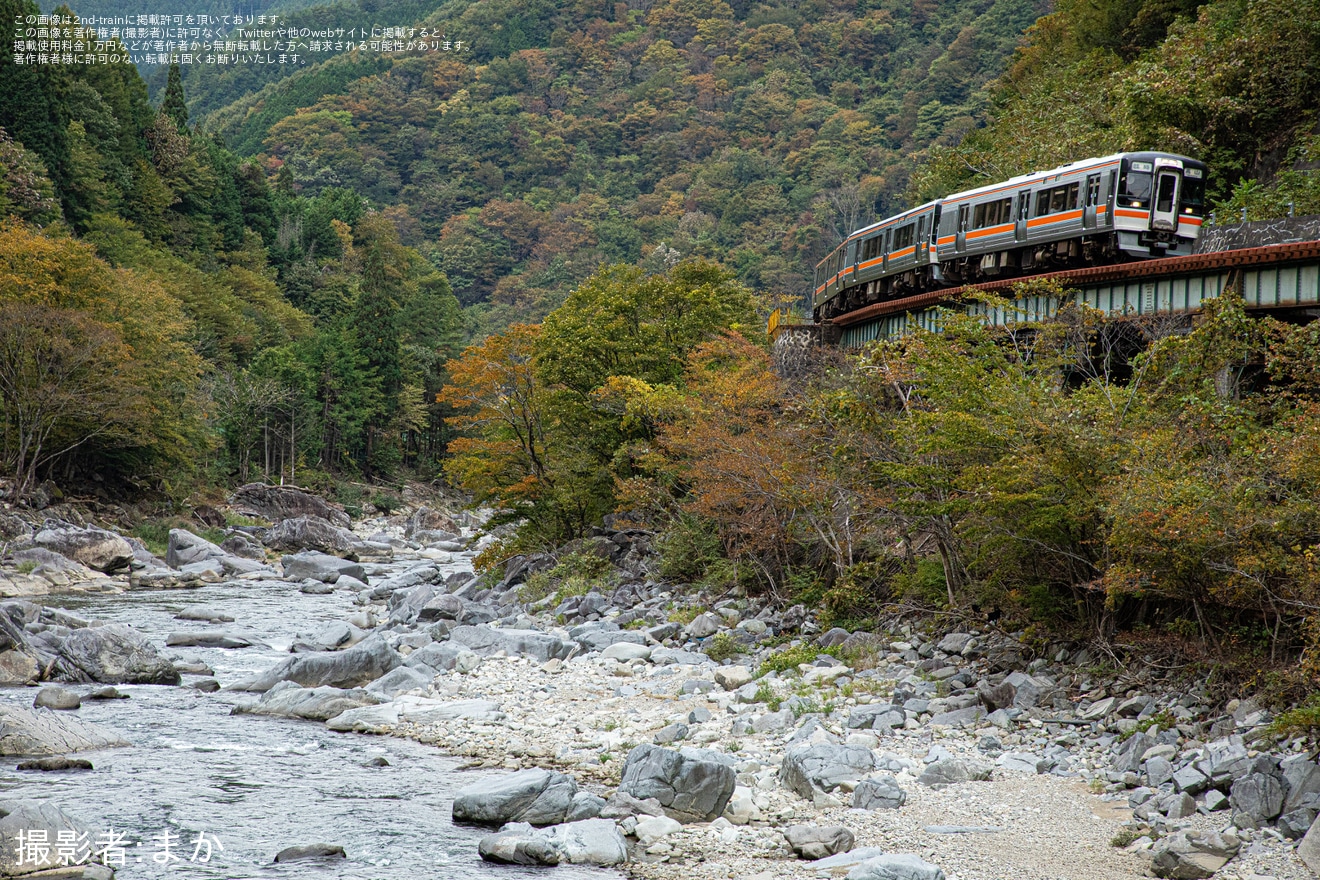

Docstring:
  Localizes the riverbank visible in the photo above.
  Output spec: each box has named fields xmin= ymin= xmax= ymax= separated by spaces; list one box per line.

xmin=1 ymin=489 xmax=1318 ymax=880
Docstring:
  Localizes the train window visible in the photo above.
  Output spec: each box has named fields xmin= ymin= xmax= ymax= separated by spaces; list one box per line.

xmin=1181 ymin=172 xmax=1206 ymax=214
xmin=1085 ymin=175 xmax=1101 ymax=207
xmin=973 ymin=203 xmax=987 ymax=228
xmin=1156 ymin=174 xmax=1177 ymax=214
xmin=1036 ymin=189 xmax=1052 ymax=216
xmin=1122 ymin=170 xmax=1153 ymax=205
xmin=893 ymin=224 xmax=914 ymax=250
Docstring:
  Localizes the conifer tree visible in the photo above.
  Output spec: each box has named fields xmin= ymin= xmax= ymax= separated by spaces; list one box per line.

xmin=160 ymin=63 xmax=189 ymax=133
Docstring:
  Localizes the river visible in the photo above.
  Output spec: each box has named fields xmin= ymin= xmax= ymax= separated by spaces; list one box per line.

xmin=0 ymin=555 xmax=614 ymax=879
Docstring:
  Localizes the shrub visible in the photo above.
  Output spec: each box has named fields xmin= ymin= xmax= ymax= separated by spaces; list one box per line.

xmin=704 ymin=632 xmax=740 ymax=663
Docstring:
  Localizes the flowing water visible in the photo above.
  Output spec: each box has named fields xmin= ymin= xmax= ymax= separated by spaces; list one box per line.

xmin=0 ymin=559 xmax=615 ymax=879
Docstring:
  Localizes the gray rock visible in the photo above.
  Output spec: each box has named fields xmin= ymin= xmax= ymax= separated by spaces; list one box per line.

xmin=936 ymin=633 xmax=973 ymax=654
xmin=263 ymin=515 xmax=361 ymax=554
xmin=1146 ymin=756 xmax=1175 ymax=788
xmin=781 ymin=743 xmax=877 ymax=798
xmin=618 ymin=744 xmax=736 ymax=822
xmin=785 ymin=824 xmax=855 ymax=860
xmin=448 ymin=625 xmax=573 ymax=663
xmin=853 ymin=774 xmax=906 ymax=810
xmin=33 ymin=686 xmax=81 ymax=710
xmin=405 ymin=642 xmax=481 ymax=674
xmin=230 ymin=483 xmax=351 ymax=527
xmin=220 ymin=533 xmax=266 ymax=560
xmin=978 ymin=679 xmax=1017 ymax=712
xmin=928 ymin=706 xmax=983 ymax=727
xmin=292 ymin=621 xmax=365 ymax=653
xmin=653 ymin=722 xmax=688 ymax=744
xmin=165 ymin=528 xmax=267 ymax=575
xmin=234 ymin=683 xmax=382 ymax=722
xmin=453 ymin=769 xmax=579 ymax=826
xmin=1164 ymin=792 xmax=1197 ymax=820
xmin=281 ymin=551 xmax=365 ymax=584
xmin=164 ymin=631 xmax=263 ymax=649
xmin=1296 ymin=813 xmax=1320 ymax=871
xmin=0 ymin=706 xmax=128 ymax=756
xmin=1150 ymin=829 xmax=1240 ymax=879
xmin=273 ymin=844 xmax=346 ymax=863
xmin=1111 ymin=732 xmax=1154 ymax=774
xmin=917 ymin=759 xmax=972 ymax=789
xmin=173 ymin=606 xmax=235 ymax=623
xmin=478 ymin=819 xmax=628 ymax=867
xmin=567 ymin=792 xmax=606 ymax=821
xmin=753 ymin=709 xmax=793 ymax=734
xmin=233 ymin=636 xmax=400 ymax=691
xmin=1197 ymin=736 xmax=1250 ymax=786
xmin=847 ymin=703 xmax=900 ymax=729
xmin=684 ymin=613 xmax=722 ymax=639
xmin=846 ymin=853 xmax=947 ymax=880
xmin=33 ymin=525 xmax=132 ymax=573
xmin=1282 ymin=755 xmax=1320 ymax=813
xmin=0 ymin=800 xmax=97 ymax=874
xmin=1172 ymin=764 xmax=1210 ymax=795
xmin=1229 ymin=771 xmax=1285 ymax=824
xmin=55 ymin=623 xmax=179 ymax=685
xmin=1278 ymin=808 xmax=1316 ymax=839
xmin=598 ymin=791 xmax=666 ymax=820
xmin=365 ymin=665 xmax=431 ymax=699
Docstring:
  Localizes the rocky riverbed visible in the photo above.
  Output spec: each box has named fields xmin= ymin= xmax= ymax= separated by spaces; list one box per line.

xmin=0 ymin=488 xmax=1318 ymax=880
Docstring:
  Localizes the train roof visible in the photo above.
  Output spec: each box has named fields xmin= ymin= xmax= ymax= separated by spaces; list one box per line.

xmin=942 ymin=151 xmax=1204 ymax=203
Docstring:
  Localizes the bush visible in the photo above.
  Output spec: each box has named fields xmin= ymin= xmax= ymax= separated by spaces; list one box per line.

xmin=369 ymin=492 xmax=402 ymax=514
xmin=704 ymin=632 xmax=741 ymax=663
xmin=657 ymin=513 xmax=723 ymax=583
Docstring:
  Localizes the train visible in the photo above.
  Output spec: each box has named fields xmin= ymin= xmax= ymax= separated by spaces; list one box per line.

xmin=812 ymin=151 xmax=1209 ymax=322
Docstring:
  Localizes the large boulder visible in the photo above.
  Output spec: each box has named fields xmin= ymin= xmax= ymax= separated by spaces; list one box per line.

xmin=1151 ymin=829 xmax=1240 ymax=879
xmin=32 ymin=524 xmax=132 ymax=573
xmin=54 ymin=623 xmax=180 ymax=685
xmin=785 ymin=825 xmax=855 ymax=860
xmin=1229 ymin=771 xmax=1285 ymax=826
xmin=448 ymin=625 xmax=574 ymax=663
xmin=0 ymin=801 xmax=98 ymax=874
xmin=404 ymin=642 xmax=482 ymax=674
xmin=0 ymin=706 xmax=129 ymax=756
xmin=229 ymin=483 xmax=351 ymax=528
xmin=846 ymin=854 xmax=947 ymax=880
xmin=281 ymin=551 xmax=365 ymax=584
xmin=477 ymin=819 xmax=628 ymax=867
xmin=781 ymin=743 xmax=878 ymax=798
xmin=618 ymin=744 xmax=735 ymax=822
xmin=1298 ymin=814 xmax=1320 ymax=875
xmin=165 ymin=529 xmax=269 ymax=575
xmin=854 ymin=774 xmax=907 ymax=810
xmin=232 ymin=636 xmax=400 ymax=692
xmin=405 ymin=506 xmax=459 ymax=539
xmin=452 ymin=769 xmax=579 ymax=826
xmin=235 ymin=683 xmax=383 ymax=722
xmin=263 ymin=516 xmax=361 ymax=555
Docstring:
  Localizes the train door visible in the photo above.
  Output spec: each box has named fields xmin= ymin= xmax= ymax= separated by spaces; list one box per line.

xmin=881 ymin=229 xmax=891 ymax=273
xmin=916 ymin=215 xmax=927 ymax=262
xmin=1015 ymin=189 xmax=1030 ymax=242
xmin=956 ymin=205 xmax=969 ymax=252
xmin=1083 ymin=174 xmax=1101 ymax=229
xmin=1151 ymin=160 xmax=1182 ymax=232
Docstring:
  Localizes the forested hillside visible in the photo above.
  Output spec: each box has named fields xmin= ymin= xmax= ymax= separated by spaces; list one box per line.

xmin=190 ymin=0 xmax=1046 ymax=330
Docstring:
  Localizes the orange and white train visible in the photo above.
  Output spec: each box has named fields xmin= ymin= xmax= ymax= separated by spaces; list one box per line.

xmin=812 ymin=151 xmax=1209 ymax=321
